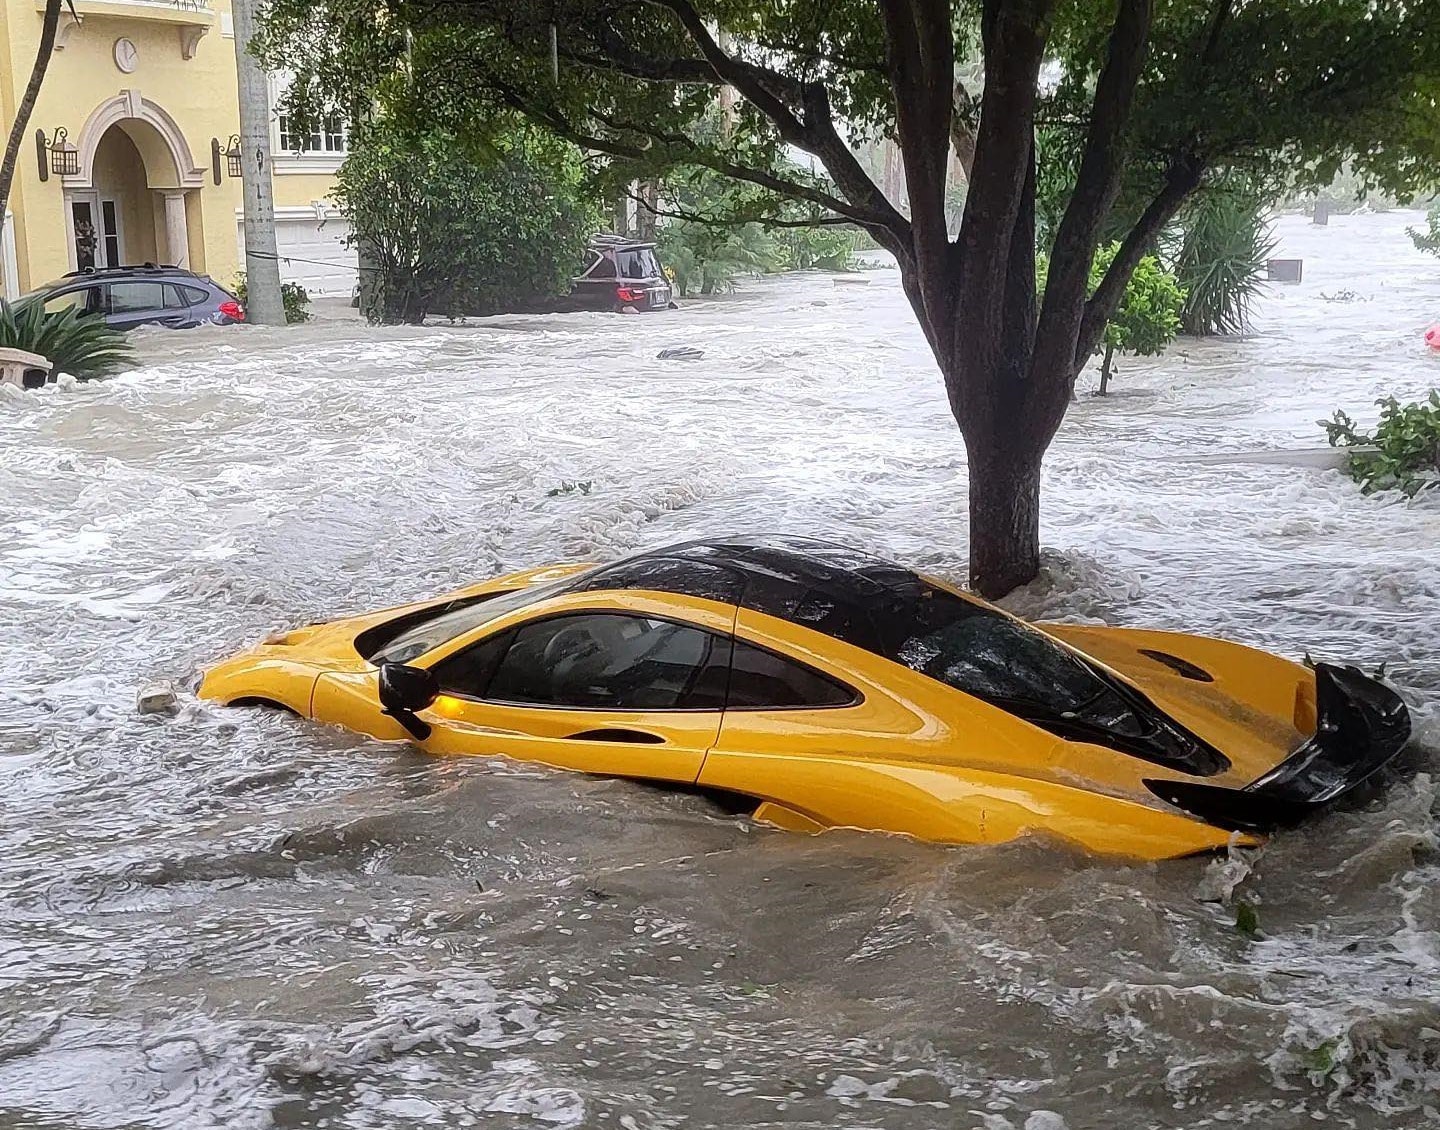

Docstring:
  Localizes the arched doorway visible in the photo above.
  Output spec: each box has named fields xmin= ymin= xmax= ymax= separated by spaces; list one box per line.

xmin=63 ymin=93 xmax=206 ymax=272
xmin=70 ymin=127 xmax=158 ymax=270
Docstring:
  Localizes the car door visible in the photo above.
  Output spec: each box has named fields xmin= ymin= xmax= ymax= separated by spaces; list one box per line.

xmin=415 ymin=611 xmax=732 ymax=783
xmin=697 ymin=633 xmax=908 ymax=831
xmin=103 ymin=280 xmax=170 ymax=330
xmin=159 ymin=282 xmax=205 ymax=328
xmin=42 ymin=286 xmax=102 ymax=317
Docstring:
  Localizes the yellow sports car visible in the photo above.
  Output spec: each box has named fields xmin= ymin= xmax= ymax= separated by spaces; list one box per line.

xmin=200 ymin=536 xmax=1410 ymax=860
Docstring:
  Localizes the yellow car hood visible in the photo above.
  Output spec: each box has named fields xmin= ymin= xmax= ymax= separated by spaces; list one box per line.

xmin=1041 ymin=622 xmax=1314 ymax=788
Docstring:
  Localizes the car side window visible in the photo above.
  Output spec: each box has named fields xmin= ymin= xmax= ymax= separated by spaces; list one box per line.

xmin=108 ymin=281 xmax=166 ymax=314
xmin=431 ymin=630 xmax=514 ymax=699
xmin=483 ymin=613 xmax=728 ymax=710
xmin=164 ymin=283 xmax=207 ymax=308
xmin=43 ymin=288 xmax=98 ymax=315
xmin=726 ymin=641 xmax=857 ymax=709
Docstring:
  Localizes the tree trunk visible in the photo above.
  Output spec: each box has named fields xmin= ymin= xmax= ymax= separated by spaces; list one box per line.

xmin=1098 ymin=341 xmax=1115 ymax=395
xmin=0 ymin=0 xmax=63 ymax=218
xmin=967 ymin=438 xmax=1043 ymax=600
xmin=635 ymin=181 xmax=659 ymax=240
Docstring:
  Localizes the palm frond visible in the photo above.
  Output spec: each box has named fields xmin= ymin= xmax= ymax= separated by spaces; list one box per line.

xmin=1171 ymin=188 xmax=1277 ymax=337
xmin=0 ymin=297 xmax=135 ymax=380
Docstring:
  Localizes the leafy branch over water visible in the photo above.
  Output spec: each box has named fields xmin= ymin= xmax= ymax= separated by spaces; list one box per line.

xmin=1322 ymin=393 xmax=1440 ymax=496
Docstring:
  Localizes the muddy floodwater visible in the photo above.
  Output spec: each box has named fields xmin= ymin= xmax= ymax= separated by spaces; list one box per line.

xmin=2 ymin=212 xmax=1439 ymax=1129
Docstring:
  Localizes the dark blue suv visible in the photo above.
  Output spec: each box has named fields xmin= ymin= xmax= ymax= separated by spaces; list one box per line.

xmin=30 ymin=264 xmax=244 ymax=330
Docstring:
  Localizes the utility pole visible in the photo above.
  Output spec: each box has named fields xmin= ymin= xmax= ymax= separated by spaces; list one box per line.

xmin=230 ymin=0 xmax=285 ymax=325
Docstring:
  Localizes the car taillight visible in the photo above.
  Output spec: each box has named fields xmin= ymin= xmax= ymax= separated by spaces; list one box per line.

xmin=616 ymin=286 xmax=645 ymax=303
xmin=218 ymin=300 xmax=244 ymax=321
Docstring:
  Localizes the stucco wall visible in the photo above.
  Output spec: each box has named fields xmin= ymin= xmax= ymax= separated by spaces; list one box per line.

xmin=1 ymin=0 xmax=340 ymax=292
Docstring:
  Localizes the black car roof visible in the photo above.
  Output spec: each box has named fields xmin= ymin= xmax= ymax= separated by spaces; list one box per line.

xmin=573 ymin=536 xmax=940 ymax=655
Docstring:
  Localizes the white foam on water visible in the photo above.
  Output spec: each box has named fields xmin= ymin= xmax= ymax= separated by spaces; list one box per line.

xmin=1 ymin=211 xmax=1439 ymax=1128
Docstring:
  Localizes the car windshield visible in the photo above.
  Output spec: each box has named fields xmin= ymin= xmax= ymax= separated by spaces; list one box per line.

xmin=615 ymin=248 xmax=661 ymax=279
xmin=887 ymin=589 xmax=1114 ymax=712
xmin=875 ymin=584 xmax=1222 ymax=772
xmin=367 ymin=572 xmax=592 ymax=666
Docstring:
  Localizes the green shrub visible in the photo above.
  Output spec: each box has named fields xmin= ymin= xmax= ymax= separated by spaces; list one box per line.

xmin=0 ymin=296 xmax=134 ymax=380
xmin=335 ymin=122 xmax=599 ymax=323
xmin=1036 ymin=242 xmax=1185 ymax=394
xmin=232 ymin=274 xmax=312 ymax=323
xmin=655 ymin=164 xmax=858 ymax=296
xmin=658 ymin=219 xmax=777 ymax=296
xmin=1408 ymin=204 xmax=1440 ymax=257
xmin=1091 ymin=243 xmax=1186 ymax=395
xmin=1321 ymin=392 xmax=1440 ymax=496
xmin=772 ymin=225 xmax=859 ymax=272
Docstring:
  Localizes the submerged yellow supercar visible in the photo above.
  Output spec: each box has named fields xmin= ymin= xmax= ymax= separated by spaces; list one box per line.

xmin=200 ymin=536 xmax=1411 ymax=860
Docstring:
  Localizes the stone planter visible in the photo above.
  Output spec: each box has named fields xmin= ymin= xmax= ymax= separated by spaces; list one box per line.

xmin=0 ymin=346 xmax=52 ymax=390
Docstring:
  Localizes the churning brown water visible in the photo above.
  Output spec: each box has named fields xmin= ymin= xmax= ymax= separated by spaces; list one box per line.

xmin=1 ymin=212 xmax=1438 ymax=1129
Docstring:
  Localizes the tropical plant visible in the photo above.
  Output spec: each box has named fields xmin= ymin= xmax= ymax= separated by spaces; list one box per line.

xmin=1090 ymin=243 xmax=1185 ymax=395
xmin=333 ymin=121 xmax=600 ymax=324
xmin=233 ymin=274 xmax=312 ymax=324
xmin=261 ymin=0 xmax=1440 ymax=597
xmin=658 ymin=220 xmax=776 ymax=296
xmin=774 ymin=224 xmax=860 ymax=271
xmin=654 ymin=163 xmax=858 ymax=295
xmin=1037 ymin=242 xmax=1185 ymax=394
xmin=1409 ymin=204 xmax=1440 ymax=257
xmin=0 ymin=296 xmax=134 ymax=380
xmin=1170 ymin=184 xmax=1277 ymax=336
xmin=1321 ymin=393 xmax=1440 ymax=496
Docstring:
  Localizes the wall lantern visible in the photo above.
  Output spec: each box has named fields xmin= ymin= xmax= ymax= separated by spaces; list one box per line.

xmin=35 ymin=127 xmax=79 ymax=180
xmin=212 ymin=135 xmax=243 ymax=183
xmin=225 ymin=135 xmax=243 ymax=179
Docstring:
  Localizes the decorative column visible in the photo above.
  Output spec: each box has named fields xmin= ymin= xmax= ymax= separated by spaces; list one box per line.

xmin=163 ymin=191 xmax=189 ymax=268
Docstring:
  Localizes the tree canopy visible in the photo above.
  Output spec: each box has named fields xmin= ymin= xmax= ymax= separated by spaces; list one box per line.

xmin=260 ymin=0 xmax=1440 ymax=595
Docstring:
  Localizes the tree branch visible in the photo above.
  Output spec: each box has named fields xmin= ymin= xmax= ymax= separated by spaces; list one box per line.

xmin=1200 ymin=0 xmax=1236 ymax=67
xmin=950 ymin=78 xmax=978 ymax=181
xmin=1074 ymin=156 xmax=1203 ymax=366
xmin=0 ymin=0 xmax=63 ymax=215
xmin=647 ymin=0 xmax=910 ymax=239
xmin=582 ymin=106 xmax=882 ymax=223
xmin=492 ymin=81 xmax=895 ymax=234
xmin=625 ymin=189 xmax=854 ymax=229
xmin=869 ymin=0 xmax=958 ymax=343
xmin=878 ymin=0 xmax=954 ymax=230
xmin=1031 ymin=0 xmax=1152 ymax=384
xmin=953 ymin=0 xmax=1053 ymax=358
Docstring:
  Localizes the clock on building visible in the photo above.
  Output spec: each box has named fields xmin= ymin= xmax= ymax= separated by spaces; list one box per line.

xmin=113 ymin=38 xmax=139 ymax=74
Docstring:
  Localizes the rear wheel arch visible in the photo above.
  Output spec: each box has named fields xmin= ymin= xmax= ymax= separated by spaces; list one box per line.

xmin=228 ymin=696 xmax=301 ymax=716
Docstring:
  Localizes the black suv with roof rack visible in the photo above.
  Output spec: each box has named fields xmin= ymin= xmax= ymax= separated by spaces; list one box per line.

xmin=26 ymin=264 xmax=244 ymax=331
xmin=569 ymin=234 xmax=675 ymax=312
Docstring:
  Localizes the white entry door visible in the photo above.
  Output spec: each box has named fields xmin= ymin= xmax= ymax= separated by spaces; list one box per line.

xmin=67 ymin=193 xmax=124 ymax=270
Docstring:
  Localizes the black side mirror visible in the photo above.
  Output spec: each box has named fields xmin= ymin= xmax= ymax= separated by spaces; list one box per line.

xmin=378 ymin=662 xmax=438 ymax=740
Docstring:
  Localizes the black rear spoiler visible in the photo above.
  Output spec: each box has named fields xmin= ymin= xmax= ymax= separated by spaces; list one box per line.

xmin=1144 ymin=663 xmax=1411 ymax=833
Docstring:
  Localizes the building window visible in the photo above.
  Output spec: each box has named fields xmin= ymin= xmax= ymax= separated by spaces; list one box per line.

xmin=277 ymin=112 xmax=348 ymax=155
xmin=323 ymin=114 xmax=348 ymax=152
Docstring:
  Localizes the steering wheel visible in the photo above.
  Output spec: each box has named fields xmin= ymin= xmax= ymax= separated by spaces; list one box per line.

xmin=542 ymin=624 xmax=605 ymax=672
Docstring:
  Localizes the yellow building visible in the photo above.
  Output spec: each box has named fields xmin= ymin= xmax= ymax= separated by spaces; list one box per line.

xmin=0 ymin=0 xmax=355 ymax=300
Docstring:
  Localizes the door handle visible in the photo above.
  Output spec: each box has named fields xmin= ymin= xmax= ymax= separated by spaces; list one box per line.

xmin=567 ymin=728 xmax=665 ymax=745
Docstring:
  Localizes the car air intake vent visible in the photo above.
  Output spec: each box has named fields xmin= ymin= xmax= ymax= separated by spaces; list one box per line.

xmin=1139 ymin=648 xmax=1214 ymax=682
